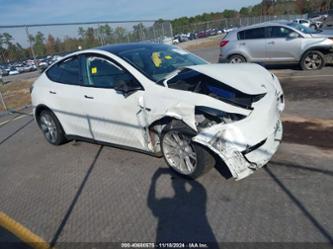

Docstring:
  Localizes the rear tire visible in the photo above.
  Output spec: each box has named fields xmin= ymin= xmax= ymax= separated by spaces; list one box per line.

xmin=38 ymin=110 xmax=66 ymax=145
xmin=300 ymin=50 xmax=325 ymax=70
xmin=161 ymin=121 xmax=215 ymax=179
xmin=228 ymin=54 xmax=246 ymax=64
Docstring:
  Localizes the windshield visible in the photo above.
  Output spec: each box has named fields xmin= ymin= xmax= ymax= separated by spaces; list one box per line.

xmin=287 ymin=23 xmax=318 ymax=34
xmin=114 ymin=45 xmax=207 ymax=81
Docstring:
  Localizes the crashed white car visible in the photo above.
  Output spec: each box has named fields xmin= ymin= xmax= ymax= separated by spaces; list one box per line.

xmin=31 ymin=43 xmax=284 ymax=180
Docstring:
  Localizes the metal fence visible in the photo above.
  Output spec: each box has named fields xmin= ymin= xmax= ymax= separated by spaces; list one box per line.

xmin=0 ymin=20 xmax=173 ymax=113
xmin=173 ymin=14 xmax=308 ymax=34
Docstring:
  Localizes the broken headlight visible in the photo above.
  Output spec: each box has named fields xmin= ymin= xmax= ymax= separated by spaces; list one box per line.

xmin=195 ymin=106 xmax=246 ymax=129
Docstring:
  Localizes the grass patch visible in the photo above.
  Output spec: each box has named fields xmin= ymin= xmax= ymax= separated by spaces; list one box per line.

xmin=179 ymin=35 xmax=223 ymax=51
xmin=0 ymin=79 xmax=34 ymax=112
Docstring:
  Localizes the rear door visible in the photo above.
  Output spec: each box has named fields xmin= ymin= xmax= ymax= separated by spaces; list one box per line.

xmin=266 ymin=26 xmax=302 ymax=62
xmin=45 ymin=56 xmax=92 ymax=138
xmin=237 ymin=27 xmax=267 ymax=62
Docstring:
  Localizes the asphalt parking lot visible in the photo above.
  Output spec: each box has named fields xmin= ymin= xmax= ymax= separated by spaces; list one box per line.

xmin=0 ymin=48 xmax=332 ymax=248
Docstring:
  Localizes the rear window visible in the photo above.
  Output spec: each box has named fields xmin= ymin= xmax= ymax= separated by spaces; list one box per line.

xmin=46 ymin=56 xmax=81 ymax=85
xmin=238 ymin=28 xmax=266 ymax=40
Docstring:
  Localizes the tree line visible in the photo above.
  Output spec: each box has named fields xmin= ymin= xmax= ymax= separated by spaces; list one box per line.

xmin=0 ymin=22 xmax=168 ymax=63
xmin=170 ymin=0 xmax=332 ymax=34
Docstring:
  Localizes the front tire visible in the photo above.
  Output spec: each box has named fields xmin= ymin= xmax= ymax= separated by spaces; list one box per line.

xmin=38 ymin=110 xmax=66 ymax=145
xmin=161 ymin=122 xmax=215 ymax=179
xmin=300 ymin=50 xmax=325 ymax=70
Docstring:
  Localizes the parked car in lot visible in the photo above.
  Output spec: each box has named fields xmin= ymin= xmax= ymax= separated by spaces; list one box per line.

xmin=8 ymin=67 xmax=19 ymax=75
xmin=219 ymin=22 xmax=333 ymax=70
xmin=293 ymin=18 xmax=323 ymax=30
xmin=0 ymin=68 xmax=9 ymax=76
xmin=31 ymin=43 xmax=284 ymax=180
xmin=197 ymin=30 xmax=208 ymax=38
xmin=293 ymin=19 xmax=311 ymax=28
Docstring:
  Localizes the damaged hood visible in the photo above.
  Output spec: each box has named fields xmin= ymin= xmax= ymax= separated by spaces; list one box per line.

xmin=186 ymin=63 xmax=270 ymax=95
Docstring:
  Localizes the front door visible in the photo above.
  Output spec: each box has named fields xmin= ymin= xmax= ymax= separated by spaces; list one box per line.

xmin=79 ymin=54 xmax=147 ymax=150
xmin=266 ymin=26 xmax=302 ymax=63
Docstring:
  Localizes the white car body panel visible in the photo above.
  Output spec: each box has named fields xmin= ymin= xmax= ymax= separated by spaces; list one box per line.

xmin=79 ymin=87 xmax=146 ymax=149
xmin=33 ymin=73 xmax=93 ymax=138
xmin=186 ymin=64 xmax=270 ymax=94
xmin=32 ymin=47 xmax=284 ymax=180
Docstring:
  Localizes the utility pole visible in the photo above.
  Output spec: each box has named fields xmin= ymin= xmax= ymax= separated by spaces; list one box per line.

xmin=25 ymin=26 xmax=38 ymax=69
xmin=0 ymin=93 xmax=7 ymax=112
xmin=329 ymin=0 xmax=332 ymax=14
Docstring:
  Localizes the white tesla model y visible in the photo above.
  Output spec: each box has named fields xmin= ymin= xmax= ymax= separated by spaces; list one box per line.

xmin=31 ymin=43 xmax=284 ymax=180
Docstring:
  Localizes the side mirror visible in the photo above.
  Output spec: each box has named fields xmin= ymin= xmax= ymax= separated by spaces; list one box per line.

xmin=114 ymin=80 xmax=143 ymax=97
xmin=288 ymin=32 xmax=299 ymax=39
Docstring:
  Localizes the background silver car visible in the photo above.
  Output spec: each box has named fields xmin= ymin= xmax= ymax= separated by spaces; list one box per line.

xmin=219 ymin=22 xmax=333 ymax=70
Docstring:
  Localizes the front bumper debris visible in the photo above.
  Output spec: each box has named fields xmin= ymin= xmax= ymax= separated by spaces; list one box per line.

xmin=193 ymin=120 xmax=282 ymax=180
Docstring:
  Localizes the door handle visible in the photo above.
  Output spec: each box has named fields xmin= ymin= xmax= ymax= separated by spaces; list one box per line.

xmin=84 ymin=95 xmax=94 ymax=99
xmin=49 ymin=91 xmax=56 ymax=94
xmin=240 ymin=42 xmax=246 ymax=46
xmin=268 ymin=41 xmax=275 ymax=45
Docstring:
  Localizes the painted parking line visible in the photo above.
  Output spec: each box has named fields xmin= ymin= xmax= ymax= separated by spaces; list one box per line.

xmin=0 ymin=212 xmax=51 ymax=249
xmin=0 ymin=112 xmax=33 ymax=127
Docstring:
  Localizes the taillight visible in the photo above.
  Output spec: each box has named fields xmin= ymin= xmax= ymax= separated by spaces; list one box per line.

xmin=220 ymin=40 xmax=229 ymax=48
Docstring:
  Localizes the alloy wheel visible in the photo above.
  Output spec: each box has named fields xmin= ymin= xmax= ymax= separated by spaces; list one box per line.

xmin=39 ymin=113 xmax=58 ymax=143
xmin=162 ymin=131 xmax=197 ymax=175
xmin=230 ymin=56 xmax=244 ymax=63
xmin=304 ymin=52 xmax=323 ymax=70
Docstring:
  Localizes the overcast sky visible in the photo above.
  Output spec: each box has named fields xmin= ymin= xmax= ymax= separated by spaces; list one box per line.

xmin=0 ymin=0 xmax=261 ymax=25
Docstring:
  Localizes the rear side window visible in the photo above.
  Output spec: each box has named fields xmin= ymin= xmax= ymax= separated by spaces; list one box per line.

xmin=238 ymin=28 xmax=266 ymax=40
xmin=267 ymin=26 xmax=293 ymax=38
xmin=46 ymin=56 xmax=81 ymax=85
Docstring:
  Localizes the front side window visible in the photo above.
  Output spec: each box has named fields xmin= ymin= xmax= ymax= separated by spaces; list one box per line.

xmin=238 ymin=28 xmax=266 ymax=40
xmin=82 ymin=55 xmax=139 ymax=89
xmin=268 ymin=26 xmax=293 ymax=38
xmin=46 ymin=56 xmax=81 ymax=85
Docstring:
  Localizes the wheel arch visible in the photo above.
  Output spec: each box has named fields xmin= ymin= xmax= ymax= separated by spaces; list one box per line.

xmin=34 ymin=105 xmax=65 ymax=132
xmin=34 ymin=104 xmax=53 ymax=121
xmin=300 ymin=46 xmax=331 ymax=61
xmin=148 ymin=116 xmax=233 ymax=178
xmin=148 ymin=115 xmax=198 ymax=134
xmin=227 ymin=53 xmax=248 ymax=62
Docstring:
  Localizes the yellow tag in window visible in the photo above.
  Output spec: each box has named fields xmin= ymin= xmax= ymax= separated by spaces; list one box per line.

xmin=152 ymin=52 xmax=162 ymax=68
xmin=91 ymin=67 xmax=97 ymax=74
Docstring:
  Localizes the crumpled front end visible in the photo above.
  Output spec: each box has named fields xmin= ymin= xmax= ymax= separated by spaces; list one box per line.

xmin=192 ymin=75 xmax=284 ymax=181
